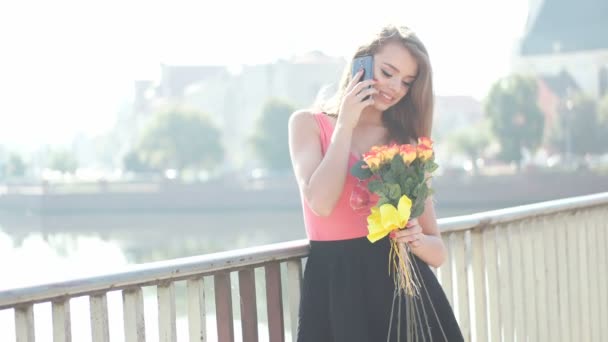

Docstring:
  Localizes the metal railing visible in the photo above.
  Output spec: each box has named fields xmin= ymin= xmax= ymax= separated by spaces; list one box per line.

xmin=1 ymin=192 xmax=607 ymax=342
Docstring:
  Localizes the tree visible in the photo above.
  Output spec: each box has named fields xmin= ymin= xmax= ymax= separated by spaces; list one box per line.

xmin=446 ymin=121 xmax=493 ymax=174
xmin=557 ymin=93 xmax=602 ymax=156
xmin=250 ymin=98 xmax=296 ymax=170
xmin=48 ymin=150 xmax=78 ymax=174
xmin=484 ymin=74 xmax=545 ymax=167
xmin=5 ymin=153 xmax=27 ymax=178
xmin=598 ymin=94 xmax=608 ymax=153
xmin=134 ymin=106 xmax=224 ymax=173
xmin=122 ymin=150 xmax=157 ymax=173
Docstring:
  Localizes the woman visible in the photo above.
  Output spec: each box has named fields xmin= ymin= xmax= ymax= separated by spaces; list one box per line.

xmin=288 ymin=25 xmax=463 ymax=341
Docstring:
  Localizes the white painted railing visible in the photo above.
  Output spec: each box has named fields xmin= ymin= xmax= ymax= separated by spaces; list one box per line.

xmin=1 ymin=192 xmax=607 ymax=342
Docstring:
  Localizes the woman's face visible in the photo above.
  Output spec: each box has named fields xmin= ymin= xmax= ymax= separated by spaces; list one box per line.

xmin=370 ymin=41 xmax=418 ymax=112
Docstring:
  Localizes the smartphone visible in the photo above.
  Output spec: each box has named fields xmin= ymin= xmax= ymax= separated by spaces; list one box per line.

xmin=352 ymin=55 xmax=374 ymax=100
xmin=352 ymin=55 xmax=374 ymax=82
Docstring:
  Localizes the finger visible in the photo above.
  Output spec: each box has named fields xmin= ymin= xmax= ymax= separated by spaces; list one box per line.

xmin=346 ymin=69 xmax=364 ymax=93
xmin=409 ymin=225 xmax=423 ymax=234
xmin=395 ymin=234 xmax=418 ymax=244
xmin=409 ymin=240 xmax=422 ymax=248
xmin=361 ymin=96 xmax=375 ymax=107
xmin=400 ymin=226 xmax=422 ymax=236
xmin=350 ymin=79 xmax=376 ymax=95
xmin=406 ymin=219 xmax=418 ymax=228
xmin=356 ymin=87 xmax=378 ymax=100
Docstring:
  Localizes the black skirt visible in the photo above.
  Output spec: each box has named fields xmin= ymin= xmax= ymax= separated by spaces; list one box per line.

xmin=297 ymin=237 xmax=464 ymax=342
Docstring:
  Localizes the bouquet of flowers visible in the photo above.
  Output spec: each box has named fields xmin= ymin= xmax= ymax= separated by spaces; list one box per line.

xmin=350 ymin=137 xmax=438 ymax=297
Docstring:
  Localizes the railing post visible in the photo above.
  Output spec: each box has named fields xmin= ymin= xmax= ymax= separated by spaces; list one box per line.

xmin=15 ymin=304 xmax=35 ymax=342
xmin=187 ymin=277 xmax=207 ymax=342
xmin=497 ymin=224 xmax=513 ymax=342
xmin=556 ymin=213 xmax=571 ymax=341
xmin=531 ymin=218 xmax=547 ymax=342
xmin=596 ymin=211 xmax=608 ymax=341
xmin=265 ymin=262 xmax=285 ymax=342
xmin=52 ymin=299 xmax=72 ymax=342
xmin=214 ymin=272 xmax=234 ymax=342
xmin=286 ymin=259 xmax=302 ymax=342
xmin=238 ymin=269 xmax=258 ymax=342
xmin=439 ymin=233 xmax=454 ymax=308
xmin=470 ymin=228 xmax=487 ymax=342
xmin=576 ymin=211 xmax=591 ymax=342
xmin=453 ymin=231 xmax=470 ymax=341
xmin=158 ymin=282 xmax=177 ymax=342
xmin=484 ymin=226 xmax=501 ymax=342
xmin=587 ymin=213 xmax=600 ymax=342
xmin=123 ymin=287 xmax=146 ymax=342
xmin=90 ymin=294 xmax=110 ymax=342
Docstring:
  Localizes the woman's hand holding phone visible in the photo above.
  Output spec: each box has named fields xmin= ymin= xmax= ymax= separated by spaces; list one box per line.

xmin=337 ymin=70 xmax=377 ymax=130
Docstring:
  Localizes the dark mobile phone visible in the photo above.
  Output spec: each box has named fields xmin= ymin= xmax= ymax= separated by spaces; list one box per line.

xmin=352 ymin=55 xmax=374 ymax=100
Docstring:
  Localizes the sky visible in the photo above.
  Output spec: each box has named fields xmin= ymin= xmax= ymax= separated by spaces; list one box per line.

xmin=0 ymin=0 xmax=529 ymax=149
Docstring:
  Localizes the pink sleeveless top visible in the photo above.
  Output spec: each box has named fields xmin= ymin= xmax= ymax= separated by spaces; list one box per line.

xmin=300 ymin=113 xmax=371 ymax=241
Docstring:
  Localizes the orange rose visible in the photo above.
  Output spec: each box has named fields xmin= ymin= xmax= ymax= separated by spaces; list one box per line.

xmin=399 ymin=144 xmax=417 ymax=164
xmin=417 ymin=144 xmax=434 ymax=161
xmin=418 ymin=137 xmax=433 ymax=148
xmin=381 ymin=143 xmax=400 ymax=161
xmin=363 ymin=149 xmax=383 ymax=171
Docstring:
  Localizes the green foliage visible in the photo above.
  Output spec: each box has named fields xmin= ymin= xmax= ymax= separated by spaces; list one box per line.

xmin=596 ymin=94 xmax=608 ymax=153
xmin=5 ymin=153 xmax=27 ymax=178
xmin=49 ymin=150 xmax=78 ymax=174
xmin=557 ymin=93 xmax=603 ymax=155
xmin=484 ymin=74 xmax=544 ymax=164
xmin=132 ymin=106 xmax=224 ymax=173
xmin=447 ymin=120 xmax=493 ymax=164
xmin=350 ymin=160 xmax=372 ymax=179
xmin=250 ymin=98 xmax=296 ymax=170
xmin=123 ymin=151 xmax=157 ymax=173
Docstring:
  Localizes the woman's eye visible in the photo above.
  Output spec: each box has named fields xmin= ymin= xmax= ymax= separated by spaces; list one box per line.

xmin=381 ymin=69 xmax=392 ymax=77
xmin=402 ymin=81 xmax=412 ymax=87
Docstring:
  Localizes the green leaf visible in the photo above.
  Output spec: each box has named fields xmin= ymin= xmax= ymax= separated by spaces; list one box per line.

xmin=350 ymin=160 xmax=372 ymax=180
xmin=401 ymin=177 xmax=416 ymax=196
xmin=390 ymin=155 xmax=406 ymax=173
xmin=382 ymin=169 xmax=398 ymax=184
xmin=368 ymin=179 xmax=383 ymax=194
xmin=417 ymin=184 xmax=428 ymax=199
xmin=424 ymin=161 xmax=439 ymax=173
xmin=410 ymin=197 xmax=426 ymax=218
xmin=377 ymin=195 xmax=391 ymax=207
xmin=385 ymin=183 xmax=402 ymax=200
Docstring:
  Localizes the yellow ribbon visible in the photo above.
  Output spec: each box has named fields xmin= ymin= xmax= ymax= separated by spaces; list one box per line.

xmin=366 ymin=195 xmax=412 ymax=243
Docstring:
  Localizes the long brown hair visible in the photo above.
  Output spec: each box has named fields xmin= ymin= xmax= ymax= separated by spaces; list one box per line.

xmin=322 ymin=25 xmax=434 ymax=144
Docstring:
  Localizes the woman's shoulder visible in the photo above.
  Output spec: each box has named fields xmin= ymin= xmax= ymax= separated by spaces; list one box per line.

xmin=289 ymin=110 xmax=325 ymax=133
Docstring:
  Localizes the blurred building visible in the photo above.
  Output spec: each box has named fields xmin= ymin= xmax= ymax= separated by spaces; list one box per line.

xmin=132 ymin=52 xmax=345 ymax=171
xmin=514 ymin=0 xmax=608 ymax=99
xmin=433 ymin=96 xmax=484 ymax=140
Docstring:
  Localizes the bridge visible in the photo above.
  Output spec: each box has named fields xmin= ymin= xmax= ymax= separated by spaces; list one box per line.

xmin=1 ymin=192 xmax=607 ymax=341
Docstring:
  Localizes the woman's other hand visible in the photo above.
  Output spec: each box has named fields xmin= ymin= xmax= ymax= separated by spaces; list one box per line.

xmin=389 ymin=218 xmax=425 ymax=248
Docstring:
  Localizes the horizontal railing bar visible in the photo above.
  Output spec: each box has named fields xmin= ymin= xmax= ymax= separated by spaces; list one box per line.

xmin=0 ymin=192 xmax=606 ymax=310
xmin=439 ymin=192 xmax=608 ymax=233
xmin=0 ymin=239 xmax=309 ymax=309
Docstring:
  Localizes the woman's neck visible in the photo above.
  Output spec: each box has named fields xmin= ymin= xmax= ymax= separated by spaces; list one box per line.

xmin=357 ymin=107 xmax=384 ymax=127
